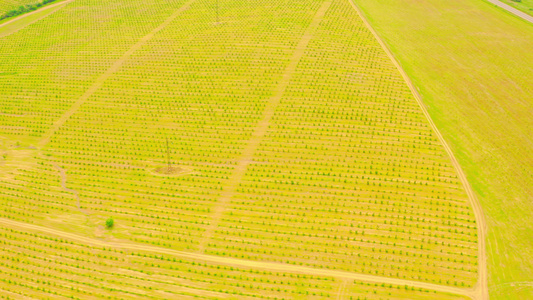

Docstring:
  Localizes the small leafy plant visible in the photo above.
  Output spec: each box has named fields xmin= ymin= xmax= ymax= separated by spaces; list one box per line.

xmin=105 ymin=217 xmax=114 ymax=229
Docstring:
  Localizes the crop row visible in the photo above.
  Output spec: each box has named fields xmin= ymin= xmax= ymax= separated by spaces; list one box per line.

xmin=0 ymin=225 xmax=340 ymax=299
xmin=0 ymin=0 xmax=193 ymax=139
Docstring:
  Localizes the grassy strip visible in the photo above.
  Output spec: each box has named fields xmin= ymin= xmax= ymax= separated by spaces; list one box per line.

xmin=500 ymin=0 xmax=533 ymax=16
xmin=0 ymin=0 xmax=58 ymax=21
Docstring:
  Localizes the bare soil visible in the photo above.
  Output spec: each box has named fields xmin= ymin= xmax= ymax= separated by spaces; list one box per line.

xmin=154 ymin=166 xmax=183 ymax=175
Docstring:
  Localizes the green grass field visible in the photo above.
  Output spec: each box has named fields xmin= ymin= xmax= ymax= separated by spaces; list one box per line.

xmin=2 ymin=0 xmax=528 ymax=298
xmin=354 ymin=0 xmax=533 ymax=298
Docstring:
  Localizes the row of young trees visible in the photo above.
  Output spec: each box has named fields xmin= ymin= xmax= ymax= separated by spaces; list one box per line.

xmin=0 ymin=225 xmax=342 ymax=299
xmin=206 ymin=0 xmax=477 ymax=288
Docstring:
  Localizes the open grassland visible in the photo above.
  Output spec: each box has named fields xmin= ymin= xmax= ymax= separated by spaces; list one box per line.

xmin=0 ymin=0 xmax=482 ymax=298
xmin=354 ymin=0 xmax=533 ymax=298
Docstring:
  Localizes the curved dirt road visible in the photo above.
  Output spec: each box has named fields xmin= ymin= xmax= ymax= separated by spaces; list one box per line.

xmin=346 ymin=0 xmax=488 ymax=299
xmin=0 ymin=217 xmax=475 ymax=298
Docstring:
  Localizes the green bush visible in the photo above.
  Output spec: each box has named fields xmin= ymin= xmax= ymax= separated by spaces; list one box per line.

xmin=105 ymin=217 xmax=114 ymax=229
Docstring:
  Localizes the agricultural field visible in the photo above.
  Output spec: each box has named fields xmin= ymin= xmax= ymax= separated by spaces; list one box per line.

xmin=0 ymin=222 xmax=340 ymax=299
xmin=0 ymin=0 xmax=501 ymax=298
xmin=354 ymin=0 xmax=533 ymax=299
xmin=0 ymin=220 xmax=472 ymax=299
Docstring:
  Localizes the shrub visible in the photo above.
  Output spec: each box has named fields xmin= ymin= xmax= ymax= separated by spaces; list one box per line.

xmin=105 ymin=217 xmax=114 ymax=229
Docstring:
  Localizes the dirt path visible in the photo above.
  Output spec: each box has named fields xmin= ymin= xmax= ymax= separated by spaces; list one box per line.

xmin=51 ymin=162 xmax=88 ymax=215
xmin=37 ymin=0 xmax=197 ymax=149
xmin=196 ymin=0 xmax=332 ymax=252
xmin=346 ymin=0 xmax=488 ymax=299
xmin=485 ymin=0 xmax=533 ymax=24
xmin=0 ymin=217 xmax=475 ymax=298
xmin=0 ymin=0 xmax=74 ymax=29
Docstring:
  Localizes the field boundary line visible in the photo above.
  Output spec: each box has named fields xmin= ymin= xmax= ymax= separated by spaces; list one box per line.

xmin=37 ymin=0 xmax=197 ymax=149
xmin=0 ymin=0 xmax=74 ymax=29
xmin=196 ymin=0 xmax=332 ymax=252
xmin=345 ymin=0 xmax=488 ymax=299
xmin=0 ymin=217 xmax=474 ymax=298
